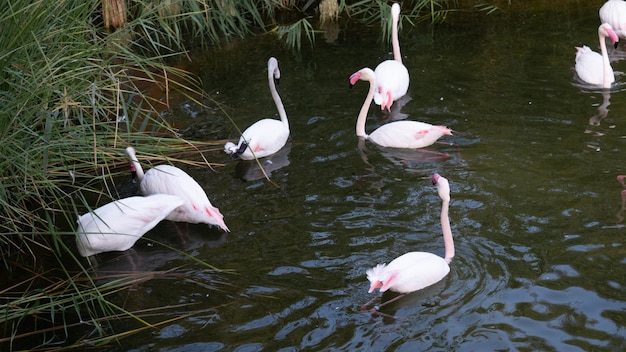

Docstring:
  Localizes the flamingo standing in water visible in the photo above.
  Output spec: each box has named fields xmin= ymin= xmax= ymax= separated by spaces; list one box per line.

xmin=374 ymin=3 xmax=409 ymax=112
xmin=600 ymin=0 xmax=626 ymax=39
xmin=349 ymin=68 xmax=452 ymax=149
xmin=224 ymin=57 xmax=290 ymax=160
xmin=363 ymin=173 xmax=454 ymax=310
xmin=75 ymin=194 xmax=184 ymax=257
xmin=575 ymin=23 xmax=619 ymax=88
xmin=125 ymin=147 xmax=229 ymax=232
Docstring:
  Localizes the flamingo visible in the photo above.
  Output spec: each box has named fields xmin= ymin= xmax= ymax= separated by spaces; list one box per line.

xmin=575 ymin=23 xmax=619 ymax=89
xmin=600 ymin=0 xmax=626 ymax=39
xmin=374 ymin=3 xmax=409 ymax=112
xmin=349 ymin=68 xmax=452 ymax=149
xmin=363 ymin=173 xmax=454 ymax=310
xmin=617 ymin=175 xmax=626 ymax=223
xmin=224 ymin=57 xmax=290 ymax=160
xmin=75 ymin=194 xmax=184 ymax=257
xmin=125 ymin=147 xmax=229 ymax=232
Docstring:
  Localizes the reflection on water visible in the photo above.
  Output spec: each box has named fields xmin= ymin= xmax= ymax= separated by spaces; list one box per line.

xmin=104 ymin=2 xmax=626 ymax=351
xmin=234 ymin=143 xmax=292 ymax=181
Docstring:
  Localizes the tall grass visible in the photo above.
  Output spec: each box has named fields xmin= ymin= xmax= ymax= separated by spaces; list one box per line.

xmin=0 ymin=0 xmax=225 ymax=349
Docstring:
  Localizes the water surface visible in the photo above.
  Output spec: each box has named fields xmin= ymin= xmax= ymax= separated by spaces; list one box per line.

xmin=104 ymin=2 xmax=626 ymax=350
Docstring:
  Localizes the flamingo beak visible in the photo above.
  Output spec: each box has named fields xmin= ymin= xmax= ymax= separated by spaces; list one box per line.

xmin=368 ymin=280 xmax=383 ymax=293
xmin=349 ymin=71 xmax=362 ymax=88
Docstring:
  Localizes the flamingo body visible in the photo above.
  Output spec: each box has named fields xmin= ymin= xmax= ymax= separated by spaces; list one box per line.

xmin=76 ymin=194 xmax=184 ymax=257
xmin=374 ymin=3 xmax=409 ymax=112
xmin=600 ymin=0 xmax=626 ymax=38
xmin=366 ymin=173 xmax=455 ymax=294
xmin=369 ymin=120 xmax=453 ymax=149
xmin=125 ymin=147 xmax=229 ymax=232
xmin=574 ymin=24 xmax=619 ymax=88
xmin=374 ymin=61 xmax=409 ymax=111
xmin=225 ymin=57 xmax=289 ymax=160
xmin=367 ymin=252 xmax=450 ymax=293
xmin=350 ymin=68 xmax=451 ymax=149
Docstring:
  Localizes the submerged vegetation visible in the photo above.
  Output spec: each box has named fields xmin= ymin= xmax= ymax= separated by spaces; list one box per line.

xmin=0 ymin=0 xmax=506 ymax=349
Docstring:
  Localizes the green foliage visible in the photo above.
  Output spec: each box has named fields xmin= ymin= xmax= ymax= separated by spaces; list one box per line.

xmin=0 ymin=0 xmax=223 ymax=349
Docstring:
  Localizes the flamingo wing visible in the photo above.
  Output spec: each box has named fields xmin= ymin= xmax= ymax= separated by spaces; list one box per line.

xmin=369 ymin=121 xmax=451 ymax=149
xmin=575 ymin=46 xmax=611 ymax=86
xmin=381 ymin=252 xmax=450 ymax=293
xmin=76 ymin=194 xmax=184 ymax=257
xmin=236 ymin=118 xmax=290 ymax=160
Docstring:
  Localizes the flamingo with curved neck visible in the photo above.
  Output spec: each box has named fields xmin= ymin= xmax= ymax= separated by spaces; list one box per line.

xmin=125 ymin=147 xmax=229 ymax=232
xmin=225 ymin=57 xmax=290 ymax=160
xmin=575 ymin=23 xmax=619 ymax=88
xmin=349 ymin=68 xmax=451 ymax=149
xmin=374 ymin=3 xmax=409 ymax=112
xmin=363 ymin=173 xmax=455 ymax=309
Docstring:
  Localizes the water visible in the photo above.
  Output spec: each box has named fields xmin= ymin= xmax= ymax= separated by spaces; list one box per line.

xmin=102 ymin=2 xmax=626 ymax=351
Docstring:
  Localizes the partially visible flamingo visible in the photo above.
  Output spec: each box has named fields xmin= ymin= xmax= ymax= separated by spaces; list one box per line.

xmin=575 ymin=23 xmax=619 ymax=88
xmin=617 ymin=175 xmax=626 ymax=223
xmin=224 ymin=57 xmax=290 ymax=160
xmin=125 ymin=147 xmax=229 ymax=232
xmin=600 ymin=0 xmax=626 ymax=39
xmin=363 ymin=173 xmax=454 ymax=310
xmin=75 ymin=194 xmax=184 ymax=257
xmin=350 ymin=68 xmax=452 ymax=149
xmin=374 ymin=3 xmax=409 ymax=112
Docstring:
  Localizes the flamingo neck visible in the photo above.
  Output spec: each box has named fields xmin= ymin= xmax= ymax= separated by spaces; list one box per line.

xmin=599 ymin=33 xmax=612 ymax=89
xmin=441 ymin=199 xmax=455 ymax=263
xmin=391 ymin=8 xmax=402 ymax=63
xmin=269 ymin=71 xmax=289 ymax=130
xmin=356 ymin=72 xmax=375 ymax=138
xmin=127 ymin=149 xmax=145 ymax=183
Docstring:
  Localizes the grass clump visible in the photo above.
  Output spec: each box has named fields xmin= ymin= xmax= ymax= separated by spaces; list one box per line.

xmin=0 ymin=0 xmax=224 ymax=349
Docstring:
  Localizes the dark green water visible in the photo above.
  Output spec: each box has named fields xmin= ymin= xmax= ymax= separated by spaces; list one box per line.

xmin=103 ymin=2 xmax=626 ymax=350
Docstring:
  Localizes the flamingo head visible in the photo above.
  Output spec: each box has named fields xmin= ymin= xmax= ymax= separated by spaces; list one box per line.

xmin=268 ymin=57 xmax=281 ymax=84
xmin=599 ymin=23 xmax=619 ymax=49
xmin=432 ymin=173 xmax=451 ymax=202
xmin=366 ymin=263 xmax=387 ymax=293
xmin=350 ymin=68 xmax=375 ymax=89
xmin=129 ymin=162 xmax=137 ymax=181
xmin=349 ymin=71 xmax=362 ymax=88
xmin=378 ymin=89 xmax=393 ymax=112
xmin=391 ymin=3 xmax=401 ymax=20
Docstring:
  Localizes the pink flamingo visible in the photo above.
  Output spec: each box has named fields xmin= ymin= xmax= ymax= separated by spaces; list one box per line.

xmin=374 ymin=3 xmax=409 ymax=112
xmin=349 ymin=68 xmax=452 ymax=149
xmin=363 ymin=173 xmax=454 ymax=310
xmin=224 ymin=57 xmax=289 ymax=160
xmin=125 ymin=147 xmax=229 ymax=232
xmin=76 ymin=194 xmax=184 ymax=257
xmin=575 ymin=23 xmax=619 ymax=88
xmin=600 ymin=0 xmax=626 ymax=39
